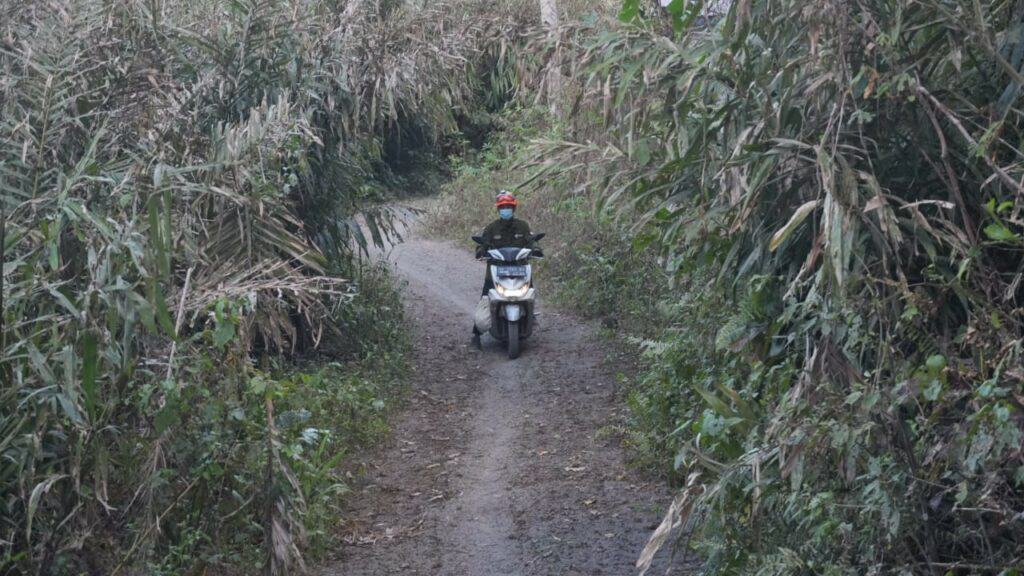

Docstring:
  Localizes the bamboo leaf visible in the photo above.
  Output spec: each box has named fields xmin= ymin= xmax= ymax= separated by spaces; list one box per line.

xmin=27 ymin=475 xmax=67 ymax=545
xmin=769 ymin=200 xmax=820 ymax=252
xmin=81 ymin=332 xmax=98 ymax=421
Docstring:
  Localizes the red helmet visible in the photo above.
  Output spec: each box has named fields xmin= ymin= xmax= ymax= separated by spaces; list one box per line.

xmin=496 ymin=191 xmax=517 ymax=209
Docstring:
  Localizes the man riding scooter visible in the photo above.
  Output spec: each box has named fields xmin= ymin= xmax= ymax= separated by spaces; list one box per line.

xmin=471 ymin=191 xmax=537 ymax=351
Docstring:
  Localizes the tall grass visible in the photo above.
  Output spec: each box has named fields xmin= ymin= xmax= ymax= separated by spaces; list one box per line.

xmin=0 ymin=0 xmax=533 ymax=573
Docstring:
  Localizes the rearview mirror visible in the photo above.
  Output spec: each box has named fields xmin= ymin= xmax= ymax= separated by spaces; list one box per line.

xmin=532 ymin=233 xmax=546 ymax=242
xmin=471 ymin=235 xmax=485 ymax=245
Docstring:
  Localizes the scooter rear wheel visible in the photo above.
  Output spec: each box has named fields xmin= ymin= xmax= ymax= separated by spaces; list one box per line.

xmin=507 ymin=321 xmax=520 ymax=359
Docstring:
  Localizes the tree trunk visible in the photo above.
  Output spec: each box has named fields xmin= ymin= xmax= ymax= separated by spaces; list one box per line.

xmin=539 ymin=0 xmax=562 ymax=118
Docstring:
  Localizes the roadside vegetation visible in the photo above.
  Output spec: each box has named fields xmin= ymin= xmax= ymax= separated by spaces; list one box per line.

xmin=1 ymin=0 xmax=533 ymax=573
xmin=6 ymin=0 xmax=1024 ymax=574
xmin=433 ymin=0 xmax=1024 ymax=573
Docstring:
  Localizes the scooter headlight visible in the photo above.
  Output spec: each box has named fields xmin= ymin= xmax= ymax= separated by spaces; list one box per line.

xmin=496 ymin=284 xmax=530 ymax=298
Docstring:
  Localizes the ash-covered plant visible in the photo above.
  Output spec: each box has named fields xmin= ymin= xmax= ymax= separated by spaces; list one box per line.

xmin=534 ymin=0 xmax=1024 ymax=573
xmin=0 ymin=0 xmax=529 ymax=573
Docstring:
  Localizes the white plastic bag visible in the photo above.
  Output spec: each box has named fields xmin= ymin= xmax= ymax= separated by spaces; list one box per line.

xmin=473 ymin=295 xmax=491 ymax=334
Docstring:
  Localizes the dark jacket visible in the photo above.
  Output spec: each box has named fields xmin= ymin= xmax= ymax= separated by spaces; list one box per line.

xmin=476 ymin=217 xmax=533 ymax=257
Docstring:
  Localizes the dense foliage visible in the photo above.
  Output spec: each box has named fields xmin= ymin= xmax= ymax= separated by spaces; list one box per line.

xmin=8 ymin=0 xmax=1024 ymax=572
xmin=432 ymin=0 xmax=1024 ymax=572
xmin=526 ymin=0 xmax=1024 ymax=573
xmin=0 ymin=0 xmax=532 ymax=573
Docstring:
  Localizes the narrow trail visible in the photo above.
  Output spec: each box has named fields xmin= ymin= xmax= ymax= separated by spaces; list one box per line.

xmin=320 ymin=220 xmax=690 ymax=575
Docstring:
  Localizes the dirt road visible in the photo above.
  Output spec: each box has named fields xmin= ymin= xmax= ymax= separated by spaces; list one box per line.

xmin=319 ymin=222 xmax=689 ymax=575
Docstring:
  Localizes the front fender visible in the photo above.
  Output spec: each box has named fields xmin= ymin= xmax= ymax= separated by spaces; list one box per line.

xmin=504 ymin=304 xmax=522 ymax=322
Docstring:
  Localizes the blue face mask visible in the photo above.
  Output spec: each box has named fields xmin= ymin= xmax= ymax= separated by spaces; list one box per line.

xmin=498 ymin=208 xmax=514 ymax=220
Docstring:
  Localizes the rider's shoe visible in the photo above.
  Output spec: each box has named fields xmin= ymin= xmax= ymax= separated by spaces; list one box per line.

xmin=471 ymin=333 xmax=482 ymax=350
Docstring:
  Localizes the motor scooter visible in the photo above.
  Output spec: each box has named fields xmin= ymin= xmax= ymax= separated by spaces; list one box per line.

xmin=471 ymin=234 xmax=545 ymax=359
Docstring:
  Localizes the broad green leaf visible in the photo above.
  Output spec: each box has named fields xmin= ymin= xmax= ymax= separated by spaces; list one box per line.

xmin=926 ymin=354 xmax=947 ymax=372
xmin=213 ymin=320 xmax=236 ymax=349
xmin=984 ymin=222 xmax=1019 ymax=242
xmin=618 ymin=0 xmax=640 ymax=23
xmin=249 ymin=376 xmax=268 ymax=396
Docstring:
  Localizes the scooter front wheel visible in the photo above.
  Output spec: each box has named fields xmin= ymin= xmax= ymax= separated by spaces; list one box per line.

xmin=507 ymin=320 xmax=520 ymax=359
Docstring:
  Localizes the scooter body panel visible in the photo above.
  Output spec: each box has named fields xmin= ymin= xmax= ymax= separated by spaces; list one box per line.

xmin=486 ymin=287 xmax=536 ymax=341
